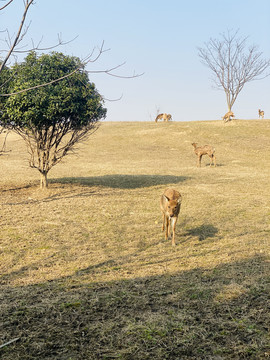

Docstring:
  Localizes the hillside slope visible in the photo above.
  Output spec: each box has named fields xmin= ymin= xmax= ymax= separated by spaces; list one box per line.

xmin=1 ymin=120 xmax=269 ymax=359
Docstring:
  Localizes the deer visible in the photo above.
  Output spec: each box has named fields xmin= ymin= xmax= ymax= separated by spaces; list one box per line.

xmin=192 ymin=142 xmax=216 ymax=167
xmin=258 ymin=109 xmax=264 ymax=119
xmin=155 ymin=113 xmax=172 ymax=122
xmin=160 ymin=188 xmax=182 ymax=246
xmin=164 ymin=114 xmax=172 ymax=122
xmin=222 ymin=111 xmax=235 ymax=122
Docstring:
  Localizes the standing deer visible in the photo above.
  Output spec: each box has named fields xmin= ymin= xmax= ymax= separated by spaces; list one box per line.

xmin=192 ymin=142 xmax=216 ymax=167
xmin=160 ymin=188 xmax=182 ymax=246
xmin=258 ymin=109 xmax=264 ymax=119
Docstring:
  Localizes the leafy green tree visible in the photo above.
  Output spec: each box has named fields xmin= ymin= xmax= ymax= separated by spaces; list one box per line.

xmin=2 ymin=51 xmax=107 ymax=188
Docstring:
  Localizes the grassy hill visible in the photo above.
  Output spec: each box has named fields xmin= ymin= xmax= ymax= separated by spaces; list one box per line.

xmin=1 ymin=120 xmax=270 ymax=359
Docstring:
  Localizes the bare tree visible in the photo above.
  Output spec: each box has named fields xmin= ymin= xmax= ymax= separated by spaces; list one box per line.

xmin=198 ymin=29 xmax=270 ymax=113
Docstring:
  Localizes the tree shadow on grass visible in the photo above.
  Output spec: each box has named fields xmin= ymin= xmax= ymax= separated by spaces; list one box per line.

xmin=2 ymin=175 xmax=189 ymax=205
xmin=51 ymin=174 xmax=189 ymax=189
xmin=1 ymin=255 xmax=269 ymax=359
xmin=183 ymin=224 xmax=219 ymax=241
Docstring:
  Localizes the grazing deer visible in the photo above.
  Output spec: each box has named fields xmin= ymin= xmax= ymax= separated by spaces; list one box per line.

xmin=192 ymin=142 xmax=216 ymax=167
xmin=155 ymin=113 xmax=163 ymax=122
xmin=258 ymin=109 xmax=264 ymax=119
xmin=222 ymin=111 xmax=235 ymax=122
xmin=155 ymin=113 xmax=172 ymax=122
xmin=164 ymin=113 xmax=172 ymax=121
xmin=160 ymin=188 xmax=182 ymax=246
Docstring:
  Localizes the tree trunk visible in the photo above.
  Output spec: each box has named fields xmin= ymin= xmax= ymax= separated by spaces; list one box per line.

xmin=226 ymin=98 xmax=232 ymax=112
xmin=40 ymin=172 xmax=48 ymax=189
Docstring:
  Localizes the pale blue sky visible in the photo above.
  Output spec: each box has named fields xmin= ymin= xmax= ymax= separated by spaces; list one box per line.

xmin=1 ymin=0 xmax=270 ymax=121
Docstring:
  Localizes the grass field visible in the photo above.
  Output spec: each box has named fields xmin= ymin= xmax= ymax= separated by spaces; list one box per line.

xmin=0 ymin=120 xmax=270 ymax=359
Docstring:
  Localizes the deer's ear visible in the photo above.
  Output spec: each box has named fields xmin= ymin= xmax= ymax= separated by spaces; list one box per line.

xmin=163 ymin=195 xmax=169 ymax=202
xmin=178 ymin=196 xmax=182 ymax=204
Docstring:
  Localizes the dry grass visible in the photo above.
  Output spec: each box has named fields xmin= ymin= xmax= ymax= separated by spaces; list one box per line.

xmin=0 ymin=120 xmax=270 ymax=359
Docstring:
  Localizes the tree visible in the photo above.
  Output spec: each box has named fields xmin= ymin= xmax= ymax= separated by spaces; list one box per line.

xmin=0 ymin=0 xmax=142 ymax=191
xmin=198 ymin=29 xmax=270 ymax=114
xmin=1 ymin=51 xmax=107 ymax=188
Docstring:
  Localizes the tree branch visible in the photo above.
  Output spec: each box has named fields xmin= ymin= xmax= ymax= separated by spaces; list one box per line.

xmin=0 ymin=0 xmax=34 ymax=73
xmin=0 ymin=64 xmax=83 ymax=96
xmin=0 ymin=0 xmax=14 ymax=11
xmin=0 ymin=41 xmax=143 ymax=96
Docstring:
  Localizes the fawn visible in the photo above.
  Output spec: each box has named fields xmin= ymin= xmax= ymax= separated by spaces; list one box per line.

xmin=160 ymin=188 xmax=182 ymax=246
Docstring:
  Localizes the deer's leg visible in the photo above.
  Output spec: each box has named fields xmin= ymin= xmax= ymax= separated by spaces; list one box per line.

xmin=209 ymin=155 xmax=212 ymax=167
xmin=165 ymin=216 xmax=169 ymax=240
xmin=213 ymin=154 xmax=216 ymax=167
xmin=162 ymin=213 xmax=165 ymax=231
xmin=171 ymin=217 xmax=178 ymax=246
xmin=198 ymin=155 xmax=202 ymax=167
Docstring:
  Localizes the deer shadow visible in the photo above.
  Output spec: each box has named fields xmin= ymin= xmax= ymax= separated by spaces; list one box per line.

xmin=183 ymin=224 xmax=219 ymax=241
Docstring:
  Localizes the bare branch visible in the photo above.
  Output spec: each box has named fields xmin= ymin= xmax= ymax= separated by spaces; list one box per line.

xmin=0 ymin=40 xmax=143 ymax=96
xmin=0 ymin=0 xmax=14 ymax=11
xmin=83 ymin=40 xmax=111 ymax=64
xmin=0 ymin=4 xmax=143 ymax=98
xmin=88 ymin=62 xmax=144 ymax=79
xmin=102 ymin=93 xmax=123 ymax=102
xmin=83 ymin=41 xmax=144 ymax=79
xmin=0 ymin=0 xmax=34 ymax=73
xmin=8 ymin=34 xmax=79 ymax=54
